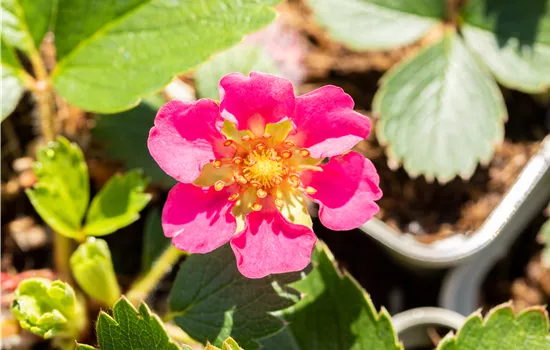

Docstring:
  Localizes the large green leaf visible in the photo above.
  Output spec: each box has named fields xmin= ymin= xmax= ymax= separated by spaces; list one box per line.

xmin=26 ymin=137 xmax=90 ymax=239
xmin=437 ymin=302 xmax=550 ymax=349
xmin=51 ymin=0 xmax=280 ymax=113
xmin=306 ymin=0 xmax=444 ymax=50
xmin=0 ymin=0 xmax=55 ymax=54
xmin=169 ymin=244 xmax=298 ymax=349
xmin=95 ymin=297 xmax=181 ymax=350
xmin=141 ymin=208 xmax=170 ymax=272
xmin=374 ymin=31 xmax=507 ymax=183
xmin=461 ymin=0 xmax=550 ymax=93
xmin=83 ymin=169 xmax=151 ymax=236
xmin=92 ymin=95 xmax=176 ymax=187
xmin=260 ymin=242 xmax=402 ymax=350
xmin=1 ymin=37 xmax=25 ymax=120
xmin=195 ymin=42 xmax=280 ymax=99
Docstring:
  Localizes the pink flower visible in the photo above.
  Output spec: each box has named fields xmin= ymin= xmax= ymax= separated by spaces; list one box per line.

xmin=148 ymin=72 xmax=382 ymax=278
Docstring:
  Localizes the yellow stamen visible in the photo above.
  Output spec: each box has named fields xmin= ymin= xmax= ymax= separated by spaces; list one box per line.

xmin=281 ymin=150 xmax=292 ymax=159
xmin=228 ymin=193 xmax=240 ymax=201
xmin=299 ymin=148 xmax=310 ymax=157
xmin=243 ymin=149 xmax=286 ymax=189
xmin=223 ymin=140 xmax=233 ymax=147
xmin=288 ymin=173 xmax=300 ymax=188
xmin=252 ymin=203 xmax=262 ymax=211
xmin=241 ymin=135 xmax=253 ymax=142
xmin=214 ymin=180 xmax=225 ymax=191
xmin=233 ymin=157 xmax=243 ymax=165
xmin=256 ymin=188 xmax=268 ymax=198
xmin=304 ymin=186 xmax=317 ymax=195
xmin=275 ymin=198 xmax=284 ymax=208
xmin=213 ymin=159 xmax=223 ymax=168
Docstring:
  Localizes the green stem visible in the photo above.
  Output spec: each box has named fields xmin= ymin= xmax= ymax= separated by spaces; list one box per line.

xmin=53 ymin=234 xmax=72 ymax=282
xmin=126 ymin=246 xmax=186 ymax=305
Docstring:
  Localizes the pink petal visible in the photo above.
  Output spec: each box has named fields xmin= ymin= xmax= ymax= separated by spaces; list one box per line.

xmin=148 ymin=99 xmax=231 ymax=184
xmin=290 ymin=86 xmax=371 ymax=158
xmin=302 ymin=151 xmax=382 ymax=231
xmin=230 ymin=205 xmax=316 ymax=279
xmin=219 ymin=72 xmax=295 ymax=133
xmin=163 ymin=183 xmax=237 ymax=254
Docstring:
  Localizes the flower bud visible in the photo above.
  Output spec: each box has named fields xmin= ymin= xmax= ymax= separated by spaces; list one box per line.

xmin=70 ymin=238 xmax=121 ymax=306
xmin=10 ymin=278 xmax=85 ymax=340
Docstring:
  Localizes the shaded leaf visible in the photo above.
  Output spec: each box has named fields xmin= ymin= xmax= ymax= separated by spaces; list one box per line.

xmin=461 ymin=0 xmax=550 ymax=93
xmin=1 ymin=37 xmax=25 ymax=120
xmin=93 ymin=96 xmax=176 ymax=187
xmin=141 ymin=208 xmax=171 ymax=272
xmin=51 ymin=0 xmax=280 ymax=112
xmin=96 ymin=297 xmax=180 ymax=350
xmin=0 ymin=0 xmax=56 ymax=53
xmin=169 ymin=244 xmax=298 ymax=349
xmin=374 ymin=31 xmax=506 ymax=183
xmin=195 ymin=42 xmax=280 ymax=99
xmin=306 ymin=0 xmax=444 ymax=50
xmin=205 ymin=337 xmax=243 ymax=350
xmin=26 ymin=137 xmax=89 ymax=239
xmin=260 ymin=242 xmax=402 ymax=350
xmin=84 ymin=169 xmax=151 ymax=236
xmin=437 ymin=302 xmax=550 ymax=349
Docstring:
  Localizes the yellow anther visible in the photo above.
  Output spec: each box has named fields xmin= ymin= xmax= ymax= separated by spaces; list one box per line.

xmin=281 ymin=150 xmax=292 ymax=159
xmin=233 ymin=157 xmax=243 ymax=165
xmin=256 ymin=143 xmax=267 ymax=151
xmin=237 ymin=176 xmax=248 ymax=185
xmin=213 ymin=159 xmax=223 ymax=168
xmin=228 ymin=193 xmax=240 ymax=201
xmin=243 ymin=149 xmax=285 ymax=189
xmin=288 ymin=174 xmax=300 ymax=188
xmin=223 ymin=140 xmax=233 ymax=147
xmin=256 ymin=188 xmax=268 ymax=198
xmin=275 ymin=199 xmax=284 ymax=208
xmin=241 ymin=135 xmax=253 ymax=142
xmin=263 ymin=133 xmax=272 ymax=139
xmin=304 ymin=186 xmax=317 ymax=195
xmin=214 ymin=180 xmax=225 ymax=191
xmin=250 ymin=181 xmax=261 ymax=187
xmin=299 ymin=148 xmax=310 ymax=157
xmin=284 ymin=141 xmax=295 ymax=147
xmin=252 ymin=203 xmax=263 ymax=211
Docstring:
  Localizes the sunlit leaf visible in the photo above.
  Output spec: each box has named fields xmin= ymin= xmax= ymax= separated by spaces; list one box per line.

xmin=374 ymin=31 xmax=506 ymax=183
xmin=83 ymin=170 xmax=151 ymax=236
xmin=306 ymin=0 xmax=444 ymax=50
xmin=437 ymin=302 xmax=550 ymax=350
xmin=1 ymin=37 xmax=25 ymax=120
xmin=461 ymin=0 xmax=550 ymax=93
xmin=26 ymin=137 xmax=89 ymax=239
xmin=51 ymin=0 xmax=280 ymax=112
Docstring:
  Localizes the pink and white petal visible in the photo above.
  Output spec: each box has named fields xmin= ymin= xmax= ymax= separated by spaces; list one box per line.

xmin=230 ymin=206 xmax=316 ymax=279
xmin=301 ymin=151 xmax=382 ymax=231
xmin=148 ymin=99 xmax=232 ymax=184
xmin=163 ymin=183 xmax=237 ymax=254
xmin=290 ymin=86 xmax=371 ymax=158
xmin=219 ymin=72 xmax=295 ymax=133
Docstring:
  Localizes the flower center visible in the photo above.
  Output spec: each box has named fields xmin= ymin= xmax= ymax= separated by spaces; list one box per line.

xmin=243 ymin=149 xmax=286 ymax=189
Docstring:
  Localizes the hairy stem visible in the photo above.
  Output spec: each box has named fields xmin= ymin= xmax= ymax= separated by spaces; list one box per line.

xmin=126 ymin=246 xmax=186 ymax=305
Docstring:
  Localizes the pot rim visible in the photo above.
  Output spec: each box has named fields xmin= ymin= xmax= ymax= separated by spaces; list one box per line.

xmin=392 ymin=307 xmax=466 ymax=334
xmin=359 ymin=136 xmax=550 ymax=268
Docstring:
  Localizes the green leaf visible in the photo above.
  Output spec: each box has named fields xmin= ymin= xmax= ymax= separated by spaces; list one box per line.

xmin=0 ymin=0 xmax=56 ymax=53
xmin=437 ymin=302 xmax=550 ymax=350
xmin=195 ymin=42 xmax=280 ymax=99
xmin=169 ymin=244 xmax=298 ymax=349
xmin=93 ymin=96 xmax=176 ymax=187
xmin=306 ymin=0 xmax=445 ymax=50
xmin=26 ymin=136 xmax=89 ymax=239
xmin=75 ymin=345 xmax=96 ymax=350
xmin=11 ymin=278 xmax=86 ymax=339
xmin=83 ymin=169 xmax=151 ymax=236
xmin=96 ymin=297 xmax=180 ymax=350
xmin=260 ymin=242 xmax=402 ymax=350
xmin=142 ymin=208 xmax=171 ymax=272
xmin=373 ymin=31 xmax=507 ymax=183
xmin=51 ymin=0 xmax=280 ymax=113
xmin=461 ymin=0 xmax=550 ymax=93
xmin=70 ymin=238 xmax=121 ymax=306
xmin=1 ymin=37 xmax=26 ymax=120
